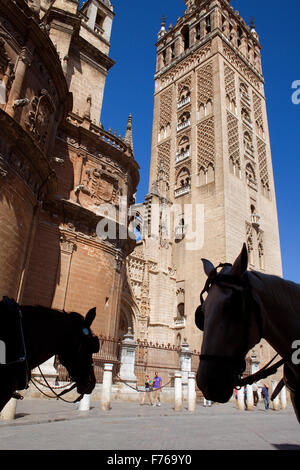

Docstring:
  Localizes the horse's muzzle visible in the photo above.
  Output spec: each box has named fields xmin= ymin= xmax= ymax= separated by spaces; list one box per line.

xmin=197 ymin=361 xmax=235 ymax=403
xmin=77 ymin=374 xmax=96 ymax=395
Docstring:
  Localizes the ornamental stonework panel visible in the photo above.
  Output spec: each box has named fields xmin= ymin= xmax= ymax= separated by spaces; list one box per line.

xmin=252 ymin=91 xmax=263 ymax=130
xmin=224 ymin=63 xmax=236 ymax=102
xmin=76 ymin=164 xmax=119 ymax=207
xmin=160 ymin=41 xmax=211 ymax=88
xmin=223 ymin=44 xmax=261 ymax=91
xmin=159 ymin=88 xmax=173 ymax=129
xmin=157 ymin=140 xmax=171 ymax=176
xmin=197 ymin=117 xmax=215 ymax=171
xmin=257 ymin=137 xmax=269 ymax=188
xmin=227 ymin=111 xmax=240 ymax=168
xmin=197 ymin=62 xmax=213 ymax=108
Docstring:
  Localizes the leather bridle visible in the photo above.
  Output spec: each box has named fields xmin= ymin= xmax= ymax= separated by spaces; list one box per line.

xmin=196 ymin=264 xmax=263 ymax=381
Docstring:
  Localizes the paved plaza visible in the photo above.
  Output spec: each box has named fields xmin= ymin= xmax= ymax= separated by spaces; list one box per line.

xmin=0 ymin=398 xmax=299 ymax=451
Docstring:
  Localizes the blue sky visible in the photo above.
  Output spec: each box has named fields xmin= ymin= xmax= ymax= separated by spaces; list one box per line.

xmin=79 ymin=0 xmax=300 ymax=283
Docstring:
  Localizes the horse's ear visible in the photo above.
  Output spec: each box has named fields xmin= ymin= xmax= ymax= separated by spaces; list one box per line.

xmin=202 ymin=258 xmax=215 ymax=277
xmin=84 ymin=307 xmax=96 ymax=328
xmin=231 ymin=243 xmax=248 ymax=277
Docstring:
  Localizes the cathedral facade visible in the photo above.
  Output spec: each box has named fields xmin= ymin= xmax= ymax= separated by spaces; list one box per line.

xmin=0 ymin=0 xmax=139 ymax=345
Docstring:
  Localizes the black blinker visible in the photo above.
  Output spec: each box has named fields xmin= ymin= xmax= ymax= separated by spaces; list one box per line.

xmin=195 ymin=305 xmax=205 ymax=331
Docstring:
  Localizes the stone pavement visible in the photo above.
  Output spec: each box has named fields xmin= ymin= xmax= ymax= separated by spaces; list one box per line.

xmin=0 ymin=398 xmax=300 ymax=451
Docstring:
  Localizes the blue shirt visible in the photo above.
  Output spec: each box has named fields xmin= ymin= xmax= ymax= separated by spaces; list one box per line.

xmin=153 ymin=376 xmax=162 ymax=389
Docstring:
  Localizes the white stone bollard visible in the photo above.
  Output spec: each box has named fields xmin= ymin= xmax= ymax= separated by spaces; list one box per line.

xmin=174 ymin=371 xmax=182 ymax=411
xmin=237 ymin=387 xmax=245 ymax=410
xmin=78 ymin=394 xmax=91 ymax=411
xmin=246 ymin=384 xmax=254 ymax=411
xmin=0 ymin=398 xmax=17 ymax=421
xmin=280 ymin=386 xmax=287 ymax=410
xmin=188 ymin=372 xmax=196 ymax=412
xmin=101 ymin=363 xmax=113 ymax=411
xmin=272 ymin=380 xmax=280 ymax=411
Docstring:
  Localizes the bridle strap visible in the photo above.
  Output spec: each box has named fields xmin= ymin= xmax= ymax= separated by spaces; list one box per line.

xmin=31 ymin=366 xmax=84 ymax=403
xmin=199 ymin=268 xmax=262 ymax=376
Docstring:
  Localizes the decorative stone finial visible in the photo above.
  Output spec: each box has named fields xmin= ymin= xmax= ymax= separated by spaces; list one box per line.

xmin=124 ymin=113 xmax=134 ymax=155
xmin=158 ymin=15 xmax=167 ymax=39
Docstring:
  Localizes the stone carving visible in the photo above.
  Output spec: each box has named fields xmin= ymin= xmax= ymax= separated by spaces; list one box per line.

xmin=160 ymin=41 xmax=211 ymax=89
xmin=59 ymin=233 xmax=77 ymax=254
xmin=257 ymin=137 xmax=269 ymax=195
xmin=223 ymin=44 xmax=261 ymax=91
xmin=157 ymin=140 xmax=171 ymax=177
xmin=197 ymin=62 xmax=213 ymax=108
xmin=227 ymin=111 xmax=240 ymax=170
xmin=26 ymin=89 xmax=55 ymax=150
xmin=197 ymin=116 xmax=215 ymax=171
xmin=159 ymin=87 xmax=173 ymax=129
xmin=77 ymin=165 xmax=119 ymax=206
xmin=224 ymin=63 xmax=236 ymax=102
xmin=26 ymin=0 xmax=41 ymax=17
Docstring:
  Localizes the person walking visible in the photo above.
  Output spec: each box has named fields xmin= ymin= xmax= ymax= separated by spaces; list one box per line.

xmin=261 ymin=384 xmax=269 ymax=410
xmin=252 ymin=382 xmax=259 ymax=406
xmin=153 ymin=371 xmax=162 ymax=407
xmin=140 ymin=375 xmax=153 ymax=406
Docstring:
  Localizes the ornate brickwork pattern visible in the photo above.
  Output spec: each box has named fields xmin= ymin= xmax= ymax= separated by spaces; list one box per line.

xmin=157 ymin=140 xmax=171 ymax=176
xmin=257 ymin=137 xmax=269 ymax=188
xmin=197 ymin=63 xmax=213 ymax=108
xmin=159 ymin=88 xmax=173 ymax=128
xmin=227 ymin=111 xmax=240 ymax=168
xmin=197 ymin=117 xmax=215 ymax=171
xmin=223 ymin=44 xmax=261 ymax=91
xmin=160 ymin=41 xmax=211 ymax=88
xmin=252 ymin=91 xmax=263 ymax=130
xmin=177 ymin=74 xmax=192 ymax=98
xmin=224 ymin=63 xmax=236 ymax=101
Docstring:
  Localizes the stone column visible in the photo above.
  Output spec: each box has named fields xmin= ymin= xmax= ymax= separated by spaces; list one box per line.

xmin=280 ymin=386 xmax=287 ymax=410
xmin=174 ymin=371 xmax=182 ymax=411
xmin=0 ymin=398 xmax=17 ymax=421
xmin=237 ymin=387 xmax=245 ymax=410
xmin=78 ymin=394 xmax=91 ymax=411
xmin=179 ymin=340 xmax=192 ymax=386
xmin=119 ymin=328 xmax=138 ymax=388
xmin=272 ymin=380 xmax=280 ymax=411
xmin=188 ymin=372 xmax=196 ymax=412
xmin=246 ymin=384 xmax=254 ymax=411
xmin=101 ymin=363 xmax=113 ymax=411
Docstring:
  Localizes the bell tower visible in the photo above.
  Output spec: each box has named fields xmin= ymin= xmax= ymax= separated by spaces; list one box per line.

xmin=147 ymin=0 xmax=282 ymax=348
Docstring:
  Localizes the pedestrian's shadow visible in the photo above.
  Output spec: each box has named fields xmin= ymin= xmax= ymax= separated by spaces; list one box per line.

xmin=272 ymin=444 xmax=300 ymax=450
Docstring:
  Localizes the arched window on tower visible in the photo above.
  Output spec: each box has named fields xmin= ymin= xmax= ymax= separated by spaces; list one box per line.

xmin=181 ymin=25 xmax=190 ymax=50
xmin=175 ymin=167 xmax=191 ymax=197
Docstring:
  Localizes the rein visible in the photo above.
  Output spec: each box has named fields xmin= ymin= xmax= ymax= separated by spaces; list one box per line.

xmin=31 ymin=367 xmax=84 ymax=404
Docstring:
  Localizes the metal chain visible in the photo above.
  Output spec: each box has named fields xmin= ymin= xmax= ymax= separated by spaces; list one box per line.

xmin=115 ymin=375 xmax=173 ymax=392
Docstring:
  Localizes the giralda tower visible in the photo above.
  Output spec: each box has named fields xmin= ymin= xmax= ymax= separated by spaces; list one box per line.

xmin=146 ymin=0 xmax=282 ymax=351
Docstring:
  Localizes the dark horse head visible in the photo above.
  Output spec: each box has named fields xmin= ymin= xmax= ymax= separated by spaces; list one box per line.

xmin=195 ymin=244 xmax=262 ymax=403
xmin=57 ymin=307 xmax=100 ymax=395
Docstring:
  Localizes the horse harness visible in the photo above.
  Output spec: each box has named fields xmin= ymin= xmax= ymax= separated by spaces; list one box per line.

xmin=0 ymin=297 xmax=84 ymax=404
xmin=0 ymin=297 xmax=30 ymax=400
xmin=196 ymin=265 xmax=294 ymax=400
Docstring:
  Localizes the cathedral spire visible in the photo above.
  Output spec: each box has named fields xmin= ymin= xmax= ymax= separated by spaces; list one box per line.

xmin=124 ymin=113 xmax=134 ymax=155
